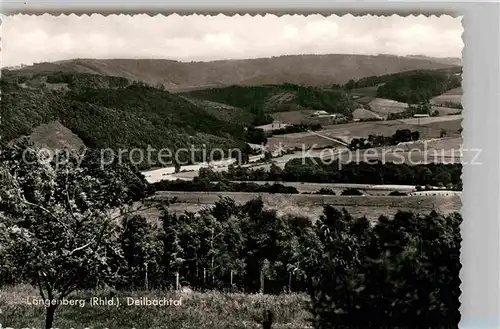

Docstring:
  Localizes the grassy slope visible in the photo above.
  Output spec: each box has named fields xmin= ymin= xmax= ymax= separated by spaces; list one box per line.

xmin=9 ymin=121 xmax=86 ymax=151
xmin=2 ymin=285 xmax=310 ymax=329
xmin=430 ymin=87 xmax=463 ymax=106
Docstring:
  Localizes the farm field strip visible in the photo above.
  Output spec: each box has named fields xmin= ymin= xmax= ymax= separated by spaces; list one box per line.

xmin=228 ymin=181 xmax=419 ymax=190
xmin=154 ymin=191 xmax=461 ymax=209
xmin=222 ymin=181 xmax=427 ymax=195
xmin=367 ymin=98 xmax=408 ymax=116
xmin=352 ymin=108 xmax=383 ymax=120
xmin=150 ymin=191 xmax=461 ymax=220
xmin=268 ymin=115 xmax=462 ymax=149
xmin=163 ymin=204 xmax=452 ymax=221
xmin=431 ymin=87 xmax=463 ymax=105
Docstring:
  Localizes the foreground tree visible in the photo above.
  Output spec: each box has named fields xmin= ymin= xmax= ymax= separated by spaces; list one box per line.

xmin=0 ymin=140 xmax=152 ymax=329
xmin=308 ymin=208 xmax=462 ymax=329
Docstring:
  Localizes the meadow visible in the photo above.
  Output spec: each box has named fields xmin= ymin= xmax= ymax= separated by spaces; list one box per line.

xmin=152 ymin=191 xmax=462 ymax=220
xmin=367 ymin=98 xmax=408 ymax=117
xmin=267 ymin=115 xmax=462 ymax=150
xmin=430 ymin=87 xmax=463 ymax=106
xmin=1 ymin=285 xmax=311 ymax=329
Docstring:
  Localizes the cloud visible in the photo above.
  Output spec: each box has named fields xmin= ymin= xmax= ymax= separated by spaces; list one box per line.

xmin=0 ymin=14 xmax=463 ymax=67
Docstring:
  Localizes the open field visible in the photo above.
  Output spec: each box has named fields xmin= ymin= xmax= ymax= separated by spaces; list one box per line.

xmin=1 ymin=285 xmax=310 ymax=329
xmin=267 ymin=115 xmax=462 ymax=150
xmin=362 ymin=97 xmax=460 ymax=118
xmin=378 ymin=136 xmax=462 ymax=152
xmin=431 ymin=87 xmax=463 ymax=106
xmin=368 ymin=98 xmax=408 ymax=117
xmin=153 ymin=191 xmax=462 ymax=221
xmin=271 ymin=110 xmax=338 ymax=125
xmin=352 ymin=108 xmax=383 ymax=120
xmin=433 ymin=106 xmax=462 ymax=116
xmin=142 ymin=154 xmax=265 ymax=184
xmin=255 ymin=121 xmax=291 ymax=131
xmin=350 ymin=86 xmax=379 ymax=104
xmin=228 ymin=182 xmax=418 ymax=195
xmin=181 ymin=96 xmax=255 ymax=125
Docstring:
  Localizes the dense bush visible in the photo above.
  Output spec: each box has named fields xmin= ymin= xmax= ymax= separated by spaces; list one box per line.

xmin=245 ymin=127 xmax=268 ymax=145
xmin=389 ymin=191 xmax=408 ymax=196
xmin=313 ymin=188 xmax=336 ymax=195
xmin=441 ymin=101 xmax=463 ymax=109
xmin=341 ymin=188 xmax=363 ymax=196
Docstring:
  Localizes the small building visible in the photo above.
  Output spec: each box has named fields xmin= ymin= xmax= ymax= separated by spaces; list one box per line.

xmin=312 ymin=110 xmax=329 ymax=117
xmin=270 ymin=120 xmax=285 ymax=129
xmin=413 ymin=113 xmax=430 ymax=118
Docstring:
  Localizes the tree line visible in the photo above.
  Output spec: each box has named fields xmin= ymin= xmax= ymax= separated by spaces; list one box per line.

xmin=151 ymin=178 xmax=407 ymax=196
xmin=152 ymin=179 xmax=300 ymax=194
xmin=270 ymin=123 xmax=323 ymax=135
xmin=200 ymin=160 xmax=463 ymax=190
xmin=349 ymin=129 xmax=420 ymax=150
xmin=343 ymin=67 xmax=461 ymax=90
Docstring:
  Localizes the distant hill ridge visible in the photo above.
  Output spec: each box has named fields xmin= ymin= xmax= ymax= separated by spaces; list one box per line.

xmin=15 ymin=54 xmax=460 ymax=92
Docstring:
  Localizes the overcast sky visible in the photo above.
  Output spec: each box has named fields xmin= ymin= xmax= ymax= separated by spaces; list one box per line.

xmin=1 ymin=14 xmax=463 ymax=67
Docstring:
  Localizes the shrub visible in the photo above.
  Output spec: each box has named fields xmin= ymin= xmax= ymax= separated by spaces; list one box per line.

xmin=389 ymin=191 xmax=408 ymax=196
xmin=314 ymin=188 xmax=336 ymax=195
xmin=341 ymin=188 xmax=363 ymax=196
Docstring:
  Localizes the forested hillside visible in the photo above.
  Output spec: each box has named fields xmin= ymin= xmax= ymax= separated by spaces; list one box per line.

xmin=1 ymin=71 xmax=250 ymax=167
xmin=346 ymin=66 xmax=461 ymax=90
xmin=14 ymin=54 xmax=458 ymax=92
xmin=182 ymin=83 xmax=357 ymax=119
xmin=376 ymin=71 xmax=462 ymax=103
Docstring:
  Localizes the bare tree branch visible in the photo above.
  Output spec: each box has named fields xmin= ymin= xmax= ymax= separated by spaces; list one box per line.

xmin=68 ymin=241 xmax=93 ymax=256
